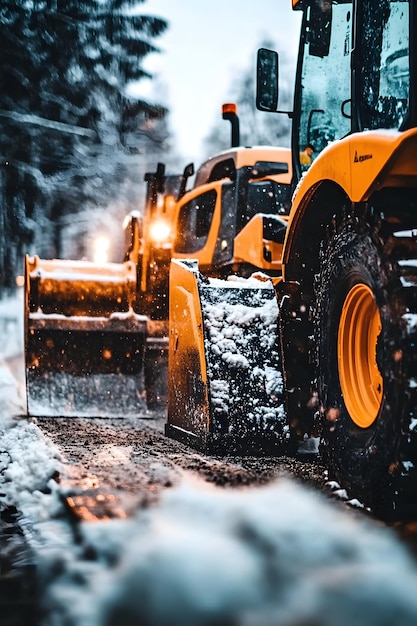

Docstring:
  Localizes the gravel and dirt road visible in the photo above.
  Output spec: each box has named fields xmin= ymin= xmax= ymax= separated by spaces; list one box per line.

xmin=34 ymin=411 xmax=329 ymax=522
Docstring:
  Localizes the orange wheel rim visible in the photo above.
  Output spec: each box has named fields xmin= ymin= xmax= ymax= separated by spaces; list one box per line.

xmin=338 ymin=283 xmax=383 ymax=428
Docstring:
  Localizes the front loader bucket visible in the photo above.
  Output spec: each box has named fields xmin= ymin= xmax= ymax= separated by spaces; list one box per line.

xmin=166 ymin=259 xmax=287 ymax=454
xmin=25 ymin=255 xmax=148 ymax=417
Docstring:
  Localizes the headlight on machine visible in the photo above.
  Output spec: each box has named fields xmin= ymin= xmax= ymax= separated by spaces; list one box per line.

xmin=93 ymin=236 xmax=110 ymax=264
xmin=149 ymin=219 xmax=171 ymax=244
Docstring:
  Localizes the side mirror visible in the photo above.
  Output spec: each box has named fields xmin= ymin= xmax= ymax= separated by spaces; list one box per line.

xmin=177 ymin=163 xmax=195 ymax=200
xmin=183 ymin=163 xmax=195 ymax=179
xmin=256 ymin=48 xmax=279 ymax=112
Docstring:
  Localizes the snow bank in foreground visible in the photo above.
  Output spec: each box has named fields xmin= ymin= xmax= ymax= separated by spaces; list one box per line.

xmin=40 ymin=478 xmax=417 ymax=626
xmin=0 ymin=358 xmax=65 ymax=548
xmin=2 ymin=294 xmax=417 ymax=626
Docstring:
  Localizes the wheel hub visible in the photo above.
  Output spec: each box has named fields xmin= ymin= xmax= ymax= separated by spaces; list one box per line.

xmin=338 ymin=283 xmax=383 ymax=428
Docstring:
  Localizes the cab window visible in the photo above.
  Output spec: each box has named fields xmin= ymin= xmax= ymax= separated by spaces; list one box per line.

xmin=298 ymin=1 xmax=353 ymax=170
xmin=175 ymin=190 xmax=217 ymax=253
xmin=360 ymin=0 xmax=409 ymax=130
xmin=242 ymin=181 xmax=291 ymax=229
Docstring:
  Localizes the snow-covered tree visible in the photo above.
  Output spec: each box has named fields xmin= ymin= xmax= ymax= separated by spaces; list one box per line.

xmin=0 ymin=0 xmax=170 ymax=293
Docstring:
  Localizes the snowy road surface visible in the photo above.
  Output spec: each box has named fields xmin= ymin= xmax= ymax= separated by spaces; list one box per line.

xmin=2 ymin=292 xmax=417 ymax=625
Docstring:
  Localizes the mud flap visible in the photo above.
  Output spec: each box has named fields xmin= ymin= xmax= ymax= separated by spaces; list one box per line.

xmin=166 ymin=259 xmax=287 ymax=454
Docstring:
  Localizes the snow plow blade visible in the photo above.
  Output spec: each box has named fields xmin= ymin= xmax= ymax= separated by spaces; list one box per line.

xmin=25 ymin=254 xmax=148 ymax=417
xmin=166 ymin=259 xmax=287 ymax=454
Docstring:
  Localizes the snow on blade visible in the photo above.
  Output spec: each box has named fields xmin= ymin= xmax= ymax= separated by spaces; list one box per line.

xmin=28 ymin=308 xmax=147 ymax=323
xmin=403 ymin=313 xmax=417 ymax=334
xmin=199 ymin=275 xmax=286 ymax=444
xmin=398 ymin=260 xmax=417 ymax=267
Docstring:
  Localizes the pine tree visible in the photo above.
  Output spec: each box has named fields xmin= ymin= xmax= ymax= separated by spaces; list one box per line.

xmin=0 ymin=0 xmax=169 ymax=292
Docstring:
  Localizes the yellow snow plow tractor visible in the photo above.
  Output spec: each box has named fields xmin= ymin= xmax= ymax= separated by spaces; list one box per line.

xmin=25 ymin=102 xmax=293 ymax=419
xmin=25 ymin=161 xmax=194 ymax=417
xmin=166 ymin=0 xmax=417 ymax=520
xmin=25 ymin=255 xmax=147 ymax=417
xmin=172 ymin=144 xmax=291 ymax=277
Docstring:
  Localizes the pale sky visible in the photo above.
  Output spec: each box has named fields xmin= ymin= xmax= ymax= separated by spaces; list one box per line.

xmin=135 ymin=0 xmax=302 ymax=163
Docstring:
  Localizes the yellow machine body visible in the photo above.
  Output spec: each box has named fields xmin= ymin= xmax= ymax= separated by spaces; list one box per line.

xmin=24 ymin=143 xmax=292 ymax=418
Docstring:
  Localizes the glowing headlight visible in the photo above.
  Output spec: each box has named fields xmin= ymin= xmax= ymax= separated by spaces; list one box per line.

xmin=93 ymin=236 xmax=110 ymax=264
xmin=149 ymin=219 xmax=171 ymax=243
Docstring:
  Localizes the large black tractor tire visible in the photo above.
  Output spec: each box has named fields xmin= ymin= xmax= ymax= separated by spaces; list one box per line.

xmin=315 ymin=213 xmax=417 ymax=520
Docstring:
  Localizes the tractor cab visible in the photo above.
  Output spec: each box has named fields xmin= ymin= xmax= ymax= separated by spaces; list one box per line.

xmin=257 ymin=0 xmax=412 ymax=180
xmin=172 ymin=146 xmax=292 ymax=276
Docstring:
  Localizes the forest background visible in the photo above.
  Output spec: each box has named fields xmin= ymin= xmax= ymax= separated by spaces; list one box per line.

xmin=0 ymin=0 xmax=296 ymax=296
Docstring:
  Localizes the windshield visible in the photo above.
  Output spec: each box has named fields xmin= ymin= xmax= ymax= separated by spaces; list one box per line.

xmin=175 ymin=190 xmax=217 ymax=253
xmin=297 ymin=1 xmax=353 ymax=171
xmin=360 ymin=0 xmax=409 ymax=131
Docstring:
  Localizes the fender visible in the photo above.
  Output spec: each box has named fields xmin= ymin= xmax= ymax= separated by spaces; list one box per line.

xmin=283 ymin=127 xmax=417 ymax=275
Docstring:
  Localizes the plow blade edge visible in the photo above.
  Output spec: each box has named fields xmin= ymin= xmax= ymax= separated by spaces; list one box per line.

xmin=25 ymin=255 xmax=148 ymax=417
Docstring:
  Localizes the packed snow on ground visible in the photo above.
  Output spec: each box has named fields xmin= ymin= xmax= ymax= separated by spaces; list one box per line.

xmin=3 ymin=293 xmax=417 ymax=625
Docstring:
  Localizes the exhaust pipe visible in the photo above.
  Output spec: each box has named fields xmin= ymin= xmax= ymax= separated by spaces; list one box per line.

xmin=222 ymin=102 xmax=240 ymax=147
